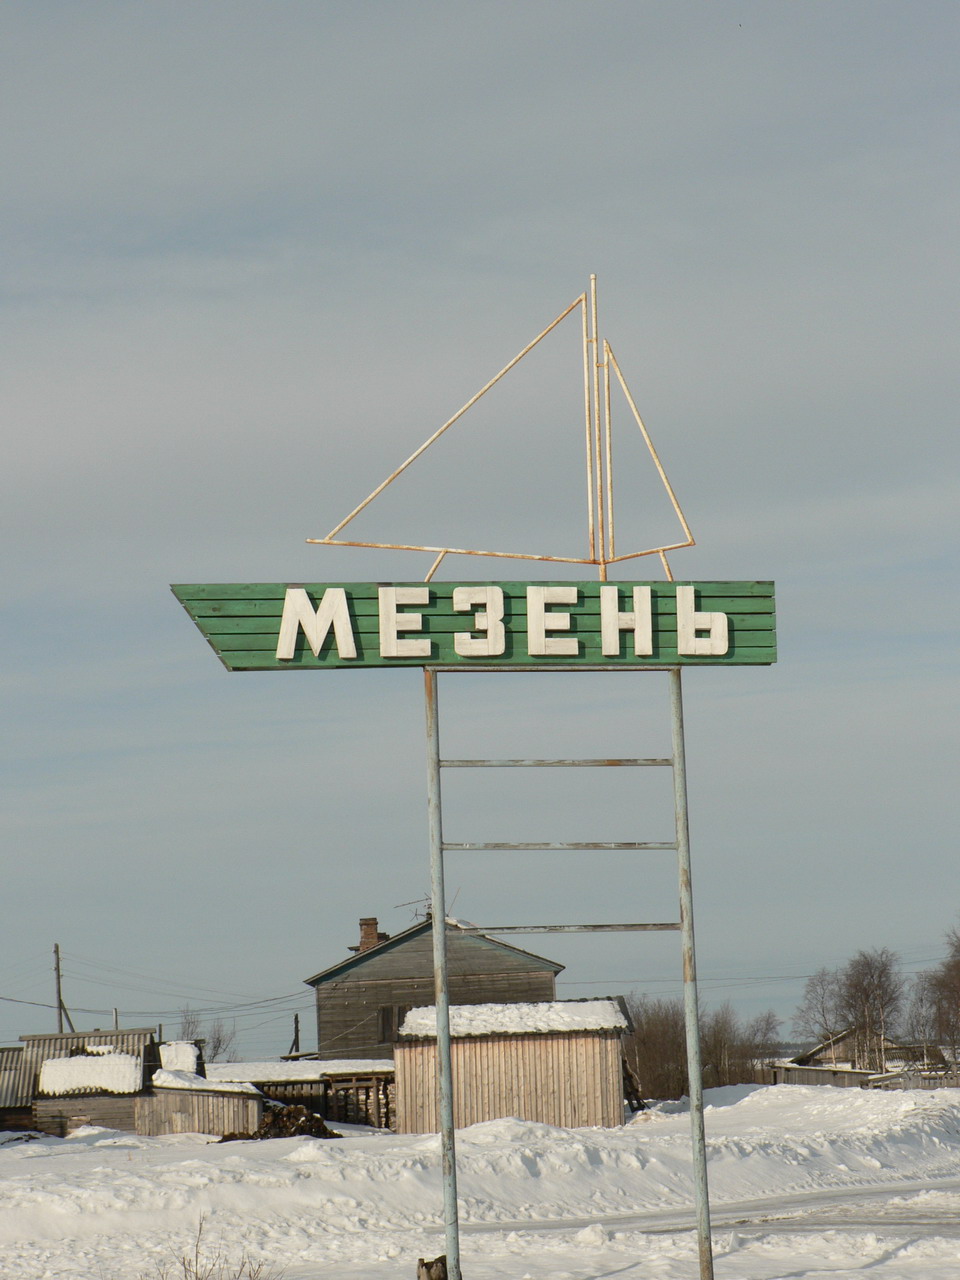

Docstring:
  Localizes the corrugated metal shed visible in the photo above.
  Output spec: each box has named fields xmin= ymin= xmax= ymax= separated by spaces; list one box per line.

xmin=0 ymin=1046 xmax=24 ymax=1110
xmin=15 ymin=1029 xmax=160 ymax=1108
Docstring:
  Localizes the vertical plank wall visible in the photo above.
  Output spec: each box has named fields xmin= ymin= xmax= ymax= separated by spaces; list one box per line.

xmin=136 ymin=1090 xmax=262 ymax=1136
xmin=394 ymin=1031 xmax=624 ymax=1133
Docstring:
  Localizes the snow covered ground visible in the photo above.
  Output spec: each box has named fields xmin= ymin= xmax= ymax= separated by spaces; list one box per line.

xmin=3 ymin=1084 xmax=960 ymax=1279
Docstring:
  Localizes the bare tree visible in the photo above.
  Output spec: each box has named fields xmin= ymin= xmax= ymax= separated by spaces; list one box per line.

xmin=924 ymin=926 xmax=960 ymax=1063
xmin=747 ymin=1009 xmax=783 ymax=1068
xmin=624 ymin=995 xmax=780 ymax=1099
xmin=701 ymin=1003 xmax=781 ymax=1086
xmin=623 ymin=996 xmax=688 ymax=1101
xmin=178 ymin=1006 xmax=201 ymax=1041
xmin=903 ymin=971 xmax=941 ymax=1067
xmin=204 ymin=1018 xmax=237 ymax=1062
xmin=177 ymin=1007 xmax=236 ymax=1062
xmin=700 ymin=1003 xmax=740 ymax=1087
xmin=793 ymin=968 xmax=842 ymax=1061
xmin=836 ymin=949 xmax=903 ymax=1072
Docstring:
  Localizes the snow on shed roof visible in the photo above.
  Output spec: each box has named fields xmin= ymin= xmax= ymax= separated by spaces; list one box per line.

xmin=400 ymin=999 xmax=628 ymax=1039
xmin=152 ymin=1070 xmax=260 ymax=1095
xmin=206 ymin=1059 xmax=394 ymax=1084
xmin=38 ymin=1051 xmax=143 ymax=1096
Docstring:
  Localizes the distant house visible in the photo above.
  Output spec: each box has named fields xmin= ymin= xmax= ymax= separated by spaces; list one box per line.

xmin=394 ymin=999 xmax=630 ymax=1132
xmin=304 ymin=915 xmax=563 ymax=1061
xmin=768 ymin=1028 xmax=944 ymax=1088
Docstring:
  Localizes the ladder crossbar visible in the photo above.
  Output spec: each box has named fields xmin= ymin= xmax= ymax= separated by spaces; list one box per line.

xmin=442 ymin=841 xmax=677 ymax=851
xmin=440 ymin=757 xmax=672 ymax=768
xmin=459 ymin=923 xmax=682 ymax=934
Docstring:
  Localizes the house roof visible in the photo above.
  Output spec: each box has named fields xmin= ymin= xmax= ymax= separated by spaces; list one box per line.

xmin=303 ymin=917 xmax=564 ymax=987
xmin=792 ymin=1028 xmax=905 ymax=1066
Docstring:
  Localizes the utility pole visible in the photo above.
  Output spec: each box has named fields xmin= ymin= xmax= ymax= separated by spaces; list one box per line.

xmin=53 ymin=944 xmax=75 ymax=1033
xmin=288 ymin=1013 xmax=300 ymax=1056
xmin=54 ymin=943 xmax=63 ymax=1033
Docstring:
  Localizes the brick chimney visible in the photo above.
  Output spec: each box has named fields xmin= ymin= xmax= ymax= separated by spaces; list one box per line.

xmin=355 ymin=917 xmax=390 ymax=952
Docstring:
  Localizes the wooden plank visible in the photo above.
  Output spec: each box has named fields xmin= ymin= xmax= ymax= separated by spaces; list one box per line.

xmin=205 ymin=647 xmax=776 ymax=671
xmin=173 ymin=579 xmax=775 ymax=603
xmin=191 ymin=610 xmax=777 ymax=636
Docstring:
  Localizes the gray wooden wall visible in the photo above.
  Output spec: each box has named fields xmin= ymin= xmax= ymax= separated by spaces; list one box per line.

xmin=317 ymin=969 xmax=557 ymax=1060
xmin=394 ymin=1030 xmax=624 ymax=1132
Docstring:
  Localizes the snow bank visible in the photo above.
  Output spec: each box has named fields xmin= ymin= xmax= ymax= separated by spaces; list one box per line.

xmin=207 ymin=1059 xmax=394 ymax=1083
xmin=151 ymin=1070 xmax=260 ymax=1095
xmin=401 ymin=998 xmax=627 ymax=1038
xmin=4 ymin=1085 xmax=960 ymax=1279
xmin=38 ymin=1051 xmax=142 ymax=1096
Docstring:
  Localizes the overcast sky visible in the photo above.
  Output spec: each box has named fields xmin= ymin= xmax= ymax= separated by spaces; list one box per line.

xmin=3 ymin=2 xmax=958 ymax=1058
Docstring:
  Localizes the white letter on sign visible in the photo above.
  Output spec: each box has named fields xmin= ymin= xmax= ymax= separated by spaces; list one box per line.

xmin=452 ymin=586 xmax=505 ymax=656
xmin=600 ymin=586 xmax=653 ymax=657
xmin=378 ymin=586 xmax=431 ymax=658
xmin=676 ymin=585 xmax=729 ymax=656
xmin=526 ymin=586 xmax=579 ymax=657
xmin=276 ymin=587 xmax=358 ymax=660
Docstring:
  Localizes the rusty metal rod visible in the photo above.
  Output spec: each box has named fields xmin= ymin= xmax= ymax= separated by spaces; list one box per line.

xmin=602 ymin=337 xmax=615 ymax=564
xmin=440 ymin=758 xmax=672 ymax=768
xmin=607 ymin=344 xmax=695 ymax=550
xmin=308 ymin=538 xmax=606 ymax=562
xmin=460 ymin=923 xmax=682 ymax=934
xmin=590 ymin=274 xmax=605 ymax=571
xmin=442 ymin=841 xmax=676 ymax=851
xmin=321 ymin=295 xmax=586 ymax=542
xmin=582 ymin=288 xmax=595 ymax=562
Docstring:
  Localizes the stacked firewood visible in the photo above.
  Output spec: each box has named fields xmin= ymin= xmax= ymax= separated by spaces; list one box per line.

xmin=220 ymin=1104 xmax=342 ymax=1142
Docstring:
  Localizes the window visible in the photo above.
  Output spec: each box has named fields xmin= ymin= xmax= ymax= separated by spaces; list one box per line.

xmin=378 ymin=1004 xmax=411 ymax=1044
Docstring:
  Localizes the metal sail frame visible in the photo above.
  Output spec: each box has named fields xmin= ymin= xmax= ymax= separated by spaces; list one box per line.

xmin=308 ymin=275 xmax=695 ymax=583
xmin=311 ymin=276 xmax=716 ymax=1280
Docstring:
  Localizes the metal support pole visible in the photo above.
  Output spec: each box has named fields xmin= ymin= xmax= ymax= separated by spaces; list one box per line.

xmin=423 ymin=669 xmax=462 ymax=1280
xmin=669 ymin=667 xmax=715 ymax=1280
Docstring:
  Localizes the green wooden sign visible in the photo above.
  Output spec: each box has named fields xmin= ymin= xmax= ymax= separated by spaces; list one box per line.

xmin=171 ymin=581 xmax=776 ymax=670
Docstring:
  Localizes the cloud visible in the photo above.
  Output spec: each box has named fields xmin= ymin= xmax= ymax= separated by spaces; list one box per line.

xmin=3 ymin=3 xmax=958 ymax=1055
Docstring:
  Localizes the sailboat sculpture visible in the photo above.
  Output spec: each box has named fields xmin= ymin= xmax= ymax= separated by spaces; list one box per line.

xmin=308 ymin=275 xmax=694 ymax=583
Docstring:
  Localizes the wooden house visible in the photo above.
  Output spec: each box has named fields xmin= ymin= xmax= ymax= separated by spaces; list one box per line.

xmin=394 ymin=998 xmax=630 ymax=1132
xmin=767 ymin=1028 xmax=938 ymax=1087
xmin=304 ymin=916 xmax=563 ymax=1061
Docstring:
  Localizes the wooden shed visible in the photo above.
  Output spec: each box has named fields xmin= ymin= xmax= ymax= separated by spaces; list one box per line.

xmin=29 ymin=1035 xmax=259 ymax=1138
xmin=136 ymin=1083 xmax=262 ymax=1137
xmin=394 ymin=999 xmax=629 ymax=1133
